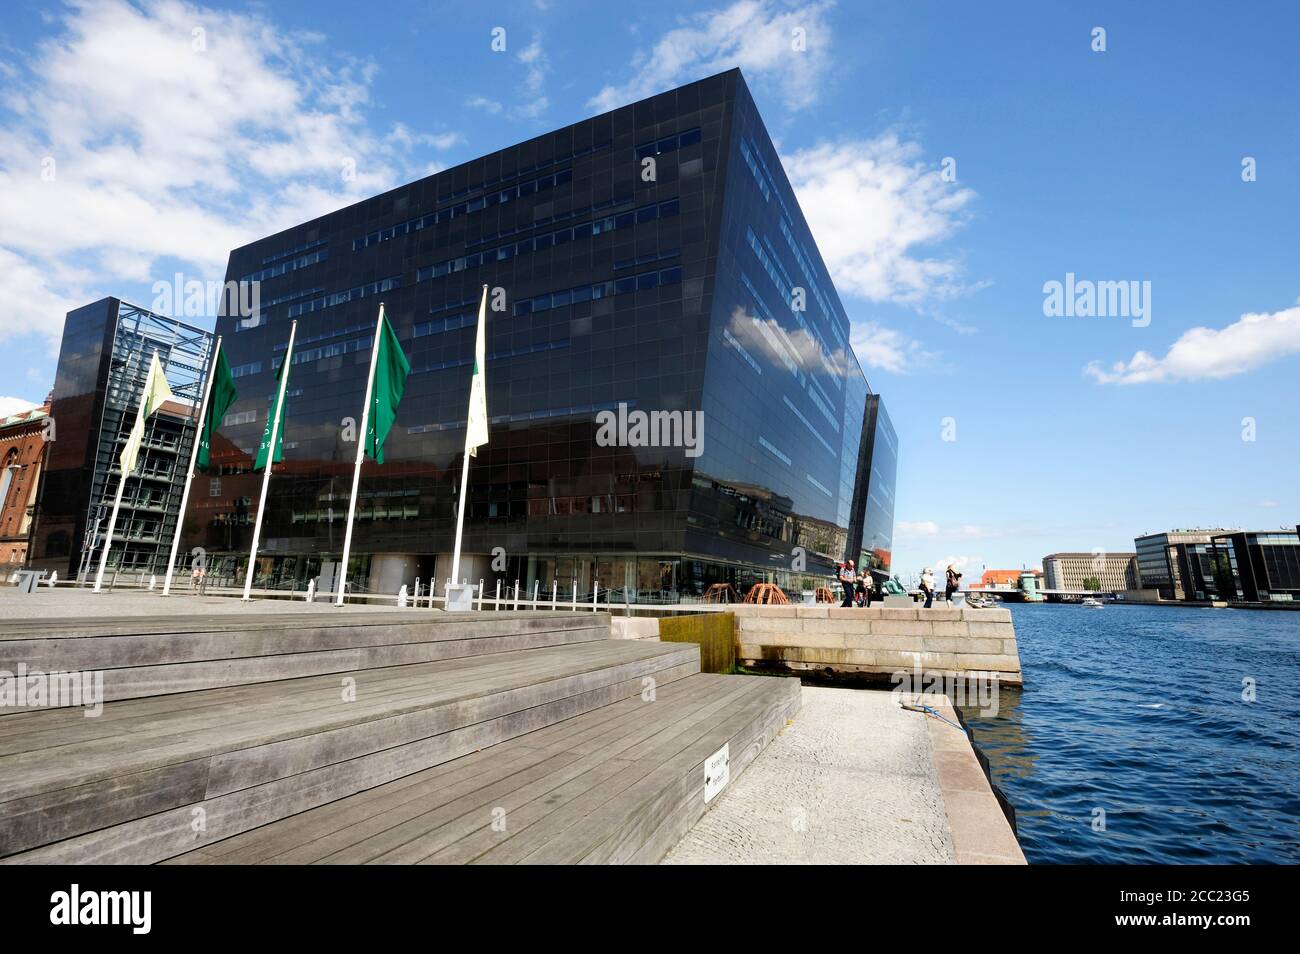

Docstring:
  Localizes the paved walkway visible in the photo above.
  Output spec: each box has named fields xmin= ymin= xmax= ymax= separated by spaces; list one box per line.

xmin=663 ymin=685 xmax=1024 ymax=864
xmin=0 ymin=585 xmax=408 ymax=621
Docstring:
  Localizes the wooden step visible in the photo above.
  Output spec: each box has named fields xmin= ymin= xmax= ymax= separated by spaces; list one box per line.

xmin=162 ymin=672 xmax=802 ymax=865
xmin=0 ymin=639 xmax=699 ymax=863
xmin=0 ymin=612 xmax=611 ymax=709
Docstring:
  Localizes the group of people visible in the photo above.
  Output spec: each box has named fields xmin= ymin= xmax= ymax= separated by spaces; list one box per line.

xmin=834 ymin=561 xmax=962 ymax=608
xmin=835 ymin=560 xmax=873 ymax=607
xmin=918 ymin=565 xmax=962 ymax=608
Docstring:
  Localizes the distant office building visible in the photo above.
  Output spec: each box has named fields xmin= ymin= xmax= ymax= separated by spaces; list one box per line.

xmin=973 ymin=569 xmax=1037 ymax=590
xmin=1042 ymin=552 xmax=1138 ymax=592
xmin=193 ymin=70 xmax=895 ymax=601
xmin=1210 ymin=529 xmax=1300 ymax=603
xmin=0 ymin=399 xmax=52 ymax=568
xmin=1134 ymin=529 xmax=1235 ymax=601
xmin=29 ymin=299 xmax=212 ymax=579
xmin=853 ymin=394 xmax=896 ymax=580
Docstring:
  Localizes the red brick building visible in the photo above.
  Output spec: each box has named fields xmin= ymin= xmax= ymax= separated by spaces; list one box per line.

xmin=972 ymin=568 xmax=1042 ymax=590
xmin=1 ymin=400 xmax=52 ymax=568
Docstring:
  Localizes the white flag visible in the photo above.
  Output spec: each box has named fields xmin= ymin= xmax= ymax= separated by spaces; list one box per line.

xmin=120 ymin=352 xmax=174 ymax=475
xmin=466 ymin=285 xmax=489 ymax=457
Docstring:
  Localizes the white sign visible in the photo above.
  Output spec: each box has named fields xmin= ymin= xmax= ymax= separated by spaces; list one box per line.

xmin=704 ymin=743 xmax=730 ymax=803
xmin=444 ymin=582 xmax=476 ymax=612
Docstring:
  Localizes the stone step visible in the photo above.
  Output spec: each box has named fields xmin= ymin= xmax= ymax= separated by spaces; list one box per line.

xmin=0 ymin=612 xmax=611 ymax=709
xmin=0 ymin=638 xmax=700 ymax=862
xmin=162 ymin=671 xmax=802 ymax=865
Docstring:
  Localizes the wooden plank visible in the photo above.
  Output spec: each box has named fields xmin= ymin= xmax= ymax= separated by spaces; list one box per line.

xmin=463 ymin=677 xmax=774 ymax=865
xmin=2 ymin=656 xmax=700 ymax=863
xmin=159 ymin=674 xmax=797 ymax=867
xmin=174 ymin=674 xmax=724 ymax=866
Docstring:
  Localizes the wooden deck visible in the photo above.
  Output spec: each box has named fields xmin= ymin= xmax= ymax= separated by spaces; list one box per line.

xmin=165 ymin=673 xmax=799 ymax=864
xmin=0 ymin=604 xmax=801 ymax=864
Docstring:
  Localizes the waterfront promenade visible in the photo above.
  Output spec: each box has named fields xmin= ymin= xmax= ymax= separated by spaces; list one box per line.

xmin=665 ymin=686 xmax=1024 ymax=864
xmin=1 ymin=587 xmax=1023 ymax=865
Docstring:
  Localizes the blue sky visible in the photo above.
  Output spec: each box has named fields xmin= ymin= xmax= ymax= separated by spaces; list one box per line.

xmin=1 ymin=0 xmax=1296 ymax=579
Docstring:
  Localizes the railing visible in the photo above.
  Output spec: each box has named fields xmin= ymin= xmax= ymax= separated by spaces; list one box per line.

xmin=25 ymin=574 xmax=739 ymax=615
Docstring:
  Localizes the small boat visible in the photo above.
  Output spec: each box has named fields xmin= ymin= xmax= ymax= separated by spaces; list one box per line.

xmin=1081 ymin=597 xmax=1105 ymax=608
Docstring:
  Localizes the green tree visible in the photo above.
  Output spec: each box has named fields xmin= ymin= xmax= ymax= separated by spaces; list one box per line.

xmin=1081 ymin=576 xmax=1102 ymax=591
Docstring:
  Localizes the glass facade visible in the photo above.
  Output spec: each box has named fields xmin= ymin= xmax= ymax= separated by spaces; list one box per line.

xmin=1211 ymin=530 xmax=1300 ymax=603
xmin=30 ymin=298 xmax=212 ymax=578
xmin=857 ymin=395 xmax=897 ymax=579
xmin=190 ymin=70 xmax=894 ymax=600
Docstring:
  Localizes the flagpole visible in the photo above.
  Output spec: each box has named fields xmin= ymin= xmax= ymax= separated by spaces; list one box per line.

xmin=336 ymin=305 xmax=387 ymax=607
xmin=93 ymin=348 xmax=160 ymax=593
xmin=91 ymin=472 xmax=128 ymax=593
xmin=450 ymin=285 xmax=488 ymax=588
xmin=449 ymin=430 xmax=472 ymax=587
xmin=242 ymin=320 xmax=297 ymax=603
xmin=162 ymin=336 xmax=222 ymax=597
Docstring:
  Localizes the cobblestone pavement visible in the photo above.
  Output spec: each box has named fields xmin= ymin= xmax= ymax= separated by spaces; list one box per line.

xmin=663 ymin=684 xmax=958 ymax=864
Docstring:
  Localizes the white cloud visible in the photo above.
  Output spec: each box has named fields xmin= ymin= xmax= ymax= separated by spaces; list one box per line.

xmin=513 ymin=35 xmax=551 ymax=118
xmin=1085 ymin=303 xmax=1300 ymax=384
xmin=785 ymin=135 xmax=977 ymax=305
xmin=466 ymin=95 xmax=504 ymax=115
xmin=0 ymin=396 xmax=41 ymax=417
xmin=896 ymin=522 xmax=987 ymax=539
xmin=588 ymin=0 xmax=834 ymax=113
xmin=0 ymin=0 xmax=460 ymax=342
xmin=932 ymin=555 xmax=978 ymax=575
xmin=896 ymin=520 xmax=941 ymax=537
xmin=467 ymin=34 xmax=550 ymax=121
xmin=849 ymin=320 xmax=936 ymax=374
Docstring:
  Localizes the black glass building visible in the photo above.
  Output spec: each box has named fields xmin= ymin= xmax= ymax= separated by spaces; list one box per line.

xmin=30 ymin=298 xmax=212 ymax=579
xmin=196 ymin=69 xmax=896 ymax=602
xmin=1210 ymin=529 xmax=1300 ymax=603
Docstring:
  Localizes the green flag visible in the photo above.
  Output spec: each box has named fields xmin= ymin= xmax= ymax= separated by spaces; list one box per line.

xmin=364 ymin=308 xmax=410 ymax=464
xmin=253 ymin=355 xmax=290 ymax=472
xmin=197 ymin=347 xmax=237 ymax=472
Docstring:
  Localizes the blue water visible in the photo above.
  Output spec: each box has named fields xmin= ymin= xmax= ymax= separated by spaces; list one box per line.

xmin=956 ymin=603 xmax=1300 ymax=864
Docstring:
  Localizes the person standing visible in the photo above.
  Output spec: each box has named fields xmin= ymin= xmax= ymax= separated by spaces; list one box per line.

xmin=839 ymin=560 xmax=857 ymax=608
xmin=920 ymin=567 xmax=935 ymax=608
xmin=945 ymin=565 xmax=961 ymax=605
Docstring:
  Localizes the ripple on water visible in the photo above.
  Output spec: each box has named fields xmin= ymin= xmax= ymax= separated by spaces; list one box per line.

xmin=958 ymin=604 xmax=1300 ymax=864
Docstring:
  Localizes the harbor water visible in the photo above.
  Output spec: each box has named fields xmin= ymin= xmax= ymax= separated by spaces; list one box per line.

xmin=958 ymin=602 xmax=1300 ymax=864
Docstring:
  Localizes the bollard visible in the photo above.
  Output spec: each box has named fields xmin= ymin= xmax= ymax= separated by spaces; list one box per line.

xmin=495 ymin=579 xmax=502 ymax=611
xmin=593 ymin=582 xmax=599 ymax=612
xmin=397 ymin=585 xmax=408 ymax=608
xmin=552 ymin=580 xmax=558 ymax=611
xmin=478 ymin=579 xmax=484 ymax=611
xmin=572 ymin=579 xmax=577 ymax=611
xmin=306 ymin=578 xmax=316 ymax=603
xmin=532 ymin=580 xmax=539 ymax=607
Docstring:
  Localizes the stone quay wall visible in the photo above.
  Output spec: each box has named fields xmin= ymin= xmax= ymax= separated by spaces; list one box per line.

xmin=730 ymin=605 xmax=1021 ymax=686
